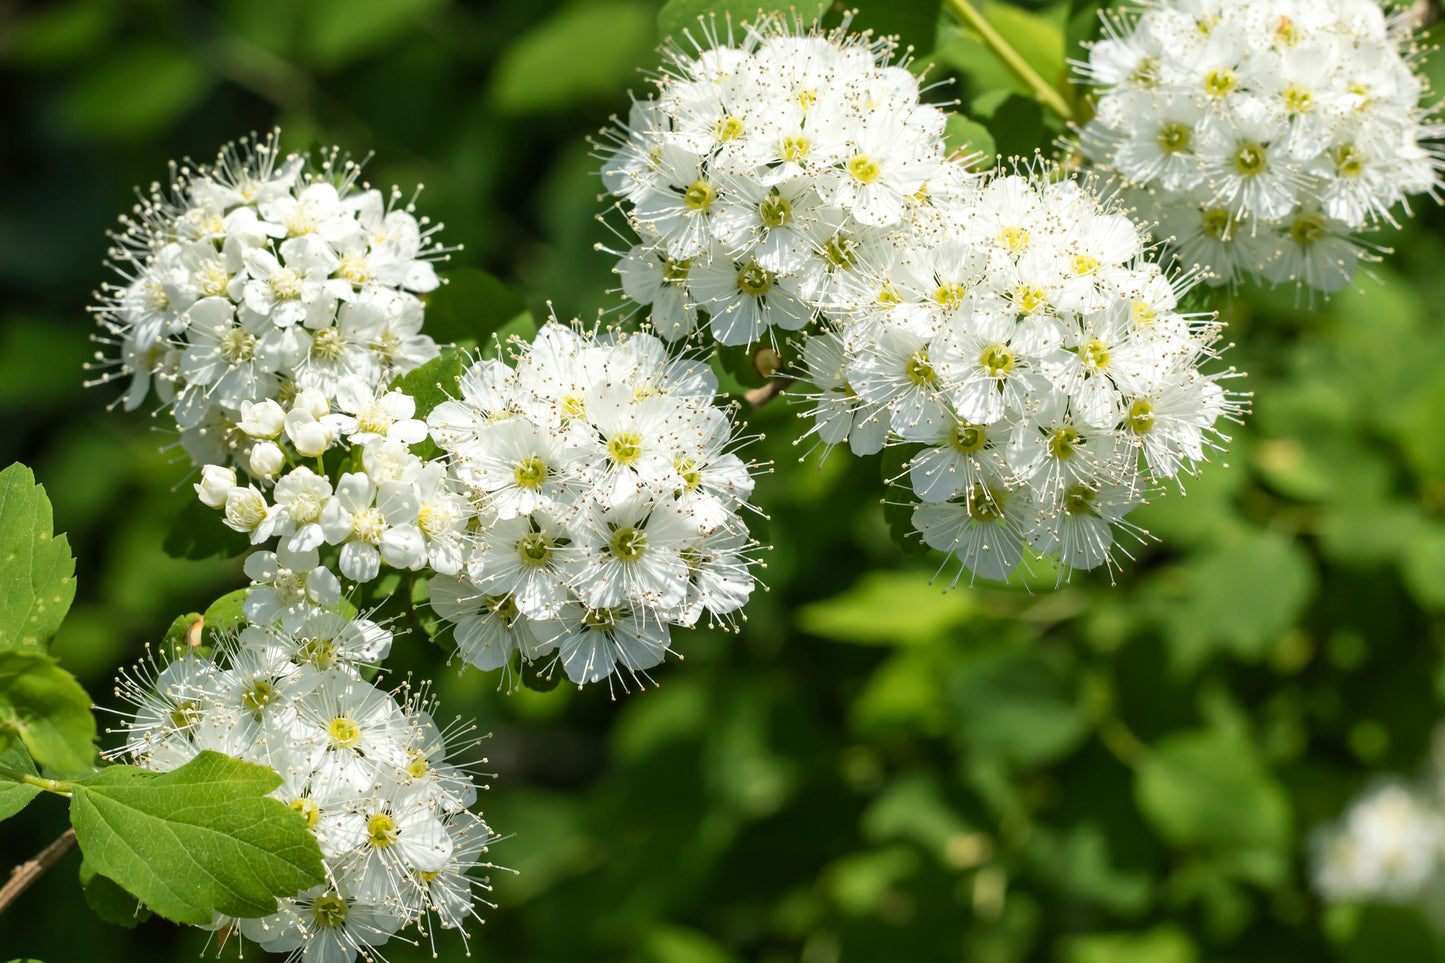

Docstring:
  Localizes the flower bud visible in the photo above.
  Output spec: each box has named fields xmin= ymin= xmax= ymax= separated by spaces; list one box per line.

xmin=286 ymin=410 xmax=334 ymax=458
xmin=223 ymin=486 xmax=269 ymax=534
xmin=249 ymin=441 xmax=285 ymax=477
xmin=195 ymin=465 xmax=237 ymax=508
xmin=291 ymin=388 xmax=330 ymax=420
xmin=238 ymin=399 xmax=285 ymax=439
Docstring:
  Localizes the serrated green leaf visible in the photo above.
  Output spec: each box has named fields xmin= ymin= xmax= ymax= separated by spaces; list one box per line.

xmin=163 ymin=497 xmax=249 ymax=561
xmin=388 ymin=347 xmax=466 ymax=423
xmin=0 ymin=741 xmax=42 ymax=821
xmin=658 ymin=0 xmax=829 ymax=40
xmin=69 ymin=751 xmax=325 ymax=925
xmin=1135 ymin=730 xmax=1291 ymax=875
xmin=492 ymin=1 xmax=657 ymax=115
xmin=0 ymin=463 xmax=76 ymax=653
xmin=422 ymin=267 xmax=528 ymax=346
xmin=80 ymin=860 xmax=152 ymax=929
xmin=0 ymin=651 xmax=95 ymax=775
xmin=202 ymin=589 xmax=250 ymax=642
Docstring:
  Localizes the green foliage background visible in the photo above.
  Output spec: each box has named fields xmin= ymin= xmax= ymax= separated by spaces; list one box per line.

xmin=2 ymin=0 xmax=1445 ymax=959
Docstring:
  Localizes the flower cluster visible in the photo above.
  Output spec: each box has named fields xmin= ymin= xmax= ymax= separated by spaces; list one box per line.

xmin=425 ymin=323 xmax=759 ymax=688
xmin=1074 ymin=0 xmax=1445 ymax=293
xmin=112 ymin=609 xmax=497 ymax=962
xmin=797 ymin=165 xmax=1239 ymax=584
xmin=600 ymin=13 xmax=953 ymax=346
xmin=89 ymin=131 xmax=444 ymax=466
xmin=1313 ymin=726 xmax=1445 ymax=912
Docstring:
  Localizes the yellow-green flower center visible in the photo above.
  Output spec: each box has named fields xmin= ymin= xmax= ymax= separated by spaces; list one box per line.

xmin=328 ymin=716 xmax=361 ymax=750
xmin=1047 ymin=426 xmax=1081 ymax=459
xmin=758 ymin=193 xmax=793 ymax=229
xmin=514 ymin=455 xmax=547 ymax=490
xmin=825 ymin=234 xmax=858 ymax=269
xmin=1063 ymin=484 xmax=1097 ymax=515
xmin=607 ymin=432 xmax=643 ymax=466
xmin=904 ymin=349 xmax=937 ymax=387
xmin=781 ymin=135 xmax=810 ymax=162
xmin=1290 ymin=214 xmax=1325 ymax=247
xmin=312 ymin=893 xmax=349 ymax=929
xmin=1001 ymin=226 xmax=1029 ymax=253
xmin=847 ymin=154 xmax=882 ymax=184
xmin=518 ymin=532 xmax=554 ymax=568
xmin=608 ymin=526 xmax=648 ymax=562
xmin=683 ymin=179 xmax=717 ymax=212
xmin=1204 ymin=68 xmax=1236 ymax=97
xmin=967 ymin=485 xmax=1005 ymax=521
xmin=1234 ymin=143 xmax=1266 ymax=176
xmin=367 ymin=812 xmax=398 ymax=849
xmin=1334 ymin=144 xmax=1364 ymax=177
xmin=736 ymin=262 xmax=774 ymax=296
xmin=676 ymin=458 xmax=703 ymax=492
xmin=980 ymin=345 xmax=1014 ymax=377
xmin=1284 ymin=84 xmax=1312 ymax=113
xmin=662 ymin=258 xmax=691 ymax=286
xmin=298 ymin=636 xmax=336 ymax=670
xmin=950 ymin=423 xmax=987 ymax=454
xmin=1157 ymin=122 xmax=1191 ymax=153
xmin=1082 ymin=339 xmax=1111 ymax=371
xmin=934 ymin=282 xmax=966 ymax=307
xmin=243 ymin=680 xmax=277 ymax=713
xmin=289 ymin=797 xmax=320 ymax=828
xmin=1202 ymin=208 xmax=1233 ymax=240
xmin=714 ymin=115 xmax=744 ymax=142
xmin=1127 ymin=398 xmax=1156 ymax=434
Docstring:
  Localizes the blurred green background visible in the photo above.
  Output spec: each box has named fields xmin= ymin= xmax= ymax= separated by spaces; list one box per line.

xmin=3 ymin=0 xmax=1445 ymax=960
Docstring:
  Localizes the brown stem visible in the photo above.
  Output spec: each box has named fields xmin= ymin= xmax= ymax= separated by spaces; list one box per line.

xmin=744 ymin=376 xmax=794 ymax=408
xmin=0 ymin=828 xmax=77 ymax=914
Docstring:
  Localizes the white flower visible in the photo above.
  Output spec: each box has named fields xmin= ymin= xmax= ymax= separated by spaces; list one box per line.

xmin=1074 ymin=0 xmax=1444 ymax=292
xmin=223 ymin=485 xmax=270 ymax=539
xmin=427 ymin=575 xmax=557 ymax=673
xmin=320 ymin=471 xmax=426 ymax=583
xmin=90 ymin=130 xmax=444 ymax=467
xmin=1315 ymin=781 xmax=1445 ymax=904
xmin=331 ymin=378 xmax=427 ymax=448
xmin=242 ymin=546 xmax=342 ymax=632
xmin=248 ymin=441 xmax=285 ymax=477
xmin=195 ymin=465 xmax=237 ymax=508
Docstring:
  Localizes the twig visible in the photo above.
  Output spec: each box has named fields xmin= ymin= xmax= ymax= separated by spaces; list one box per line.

xmin=0 ymin=829 xmax=77 ymax=915
xmin=945 ymin=0 xmax=1077 ymax=123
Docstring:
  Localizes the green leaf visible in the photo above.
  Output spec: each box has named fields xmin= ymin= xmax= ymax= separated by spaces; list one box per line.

xmin=944 ymin=114 xmax=996 ymax=166
xmin=797 ymin=570 xmax=974 ymax=645
xmin=302 ymin=0 xmax=448 ymax=69
xmin=203 ymin=589 xmax=250 ymax=641
xmin=422 ymin=267 xmax=528 ymax=347
xmin=521 ymin=653 xmax=563 ymax=693
xmin=492 ymin=1 xmax=657 ymax=115
xmin=976 ymin=93 xmax=1044 ymax=162
xmin=0 ymin=651 xmax=95 ymax=774
xmin=1059 ymin=925 xmax=1198 ymax=963
xmin=163 ymin=497 xmax=249 ymax=561
xmin=69 ymin=751 xmax=325 ymax=925
xmin=80 ymin=861 xmax=152 ymax=929
xmin=985 ymin=2 xmax=1067 ymax=102
xmin=389 ymin=347 xmax=466 ymax=423
xmin=1135 ymin=729 xmax=1291 ymax=876
xmin=59 ymin=41 xmax=214 ymax=140
xmin=951 ymin=648 xmax=1087 ymax=766
xmin=1149 ymin=527 xmax=1315 ymax=673
xmin=849 ymin=0 xmax=942 ymax=53
xmin=0 ymin=463 xmax=76 ymax=653
xmin=479 ymin=312 xmax=540 ymax=362
xmin=658 ymin=1 xmax=829 ymax=39
xmin=0 ymin=741 xmax=42 ymax=821
xmin=1403 ymin=524 xmax=1445 ymax=609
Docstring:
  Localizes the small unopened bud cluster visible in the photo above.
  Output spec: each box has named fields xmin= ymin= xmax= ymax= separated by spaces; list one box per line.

xmin=112 ymin=607 xmax=498 ymax=962
xmin=797 ymin=164 xmax=1241 ymax=584
xmin=1074 ymin=0 xmax=1445 ymax=293
xmin=88 ymin=129 xmax=446 ymax=466
xmin=426 ymin=322 xmax=760 ymax=689
xmin=599 ymin=13 xmax=957 ymax=345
